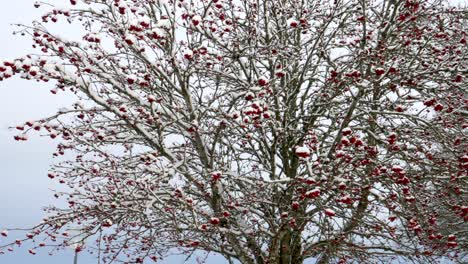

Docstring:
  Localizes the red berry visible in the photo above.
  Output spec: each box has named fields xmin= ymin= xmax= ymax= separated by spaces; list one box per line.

xmin=210 ymin=217 xmax=220 ymax=225
xmin=295 ymin=146 xmax=310 ymax=158
xmin=292 ymin=201 xmax=300 ymax=210
xmin=258 ymin=78 xmax=268 ymax=86
xmin=192 ymin=15 xmax=201 ymax=26
xmin=434 ymin=104 xmax=444 ymax=112
xmin=325 ymin=209 xmax=336 ymax=217
xmin=305 ymin=189 xmax=320 ymax=199
xmin=375 ymin=68 xmax=385 ymax=76
xmin=447 ymin=234 xmax=456 ymax=241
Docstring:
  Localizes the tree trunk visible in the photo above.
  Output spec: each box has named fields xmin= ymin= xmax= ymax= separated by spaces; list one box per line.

xmin=266 ymin=234 xmax=304 ymax=264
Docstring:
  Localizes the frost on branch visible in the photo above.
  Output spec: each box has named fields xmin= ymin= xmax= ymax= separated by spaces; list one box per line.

xmin=0 ymin=0 xmax=467 ymax=263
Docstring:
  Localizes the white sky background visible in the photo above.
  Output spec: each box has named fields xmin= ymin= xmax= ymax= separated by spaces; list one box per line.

xmin=0 ymin=0 xmax=466 ymax=264
xmin=0 ymin=1 xmax=228 ymax=263
xmin=0 ymin=2 xmax=88 ymax=263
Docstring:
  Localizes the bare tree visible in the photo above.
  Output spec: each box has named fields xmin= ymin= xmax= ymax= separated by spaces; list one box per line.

xmin=0 ymin=0 xmax=467 ymax=263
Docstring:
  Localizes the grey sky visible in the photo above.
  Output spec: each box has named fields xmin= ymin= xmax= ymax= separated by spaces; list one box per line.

xmin=0 ymin=1 xmax=91 ymax=263
xmin=0 ymin=0 xmax=466 ymax=264
xmin=0 ymin=2 xmax=227 ymax=263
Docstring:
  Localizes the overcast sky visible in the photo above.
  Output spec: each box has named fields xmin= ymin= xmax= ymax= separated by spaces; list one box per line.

xmin=0 ymin=1 xmax=466 ymax=264
xmin=0 ymin=1 xmax=230 ymax=263
xmin=0 ymin=1 xmax=93 ymax=263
